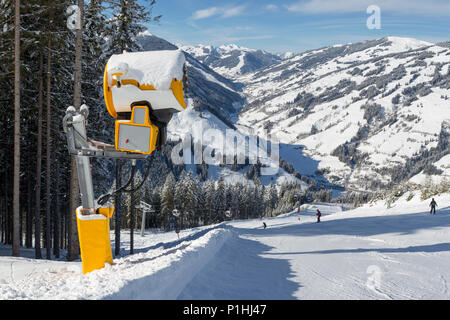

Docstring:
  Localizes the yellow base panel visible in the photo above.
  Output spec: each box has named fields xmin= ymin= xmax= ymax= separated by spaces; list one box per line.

xmin=76 ymin=207 xmax=114 ymax=274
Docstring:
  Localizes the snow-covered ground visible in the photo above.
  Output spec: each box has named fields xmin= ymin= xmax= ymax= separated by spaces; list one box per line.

xmin=1 ymin=193 xmax=450 ymax=300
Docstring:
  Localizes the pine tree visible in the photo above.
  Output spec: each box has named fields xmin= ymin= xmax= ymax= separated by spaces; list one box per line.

xmin=215 ymin=176 xmax=226 ymax=221
xmin=253 ymin=176 xmax=264 ymax=218
xmin=440 ymin=176 xmax=449 ymax=194
xmin=179 ymin=171 xmax=198 ymax=227
xmin=161 ymin=172 xmax=175 ymax=230
xmin=150 ymin=186 xmax=161 ymax=228
xmin=244 ymin=183 xmax=255 ymax=219
xmin=229 ymin=184 xmax=240 ymax=219
xmin=174 ymin=170 xmax=186 ymax=212
xmin=105 ymin=0 xmax=161 ymax=53
xmin=236 ymin=183 xmax=246 ymax=219
xmin=259 ymin=184 xmax=266 ymax=217
xmin=203 ymin=179 xmax=216 ymax=224
xmin=190 ymin=175 xmax=202 ymax=226
xmin=265 ymin=184 xmax=278 ymax=217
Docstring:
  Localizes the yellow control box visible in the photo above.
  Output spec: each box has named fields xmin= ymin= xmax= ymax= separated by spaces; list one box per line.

xmin=76 ymin=206 xmax=114 ymax=274
xmin=115 ymin=106 xmax=159 ymax=155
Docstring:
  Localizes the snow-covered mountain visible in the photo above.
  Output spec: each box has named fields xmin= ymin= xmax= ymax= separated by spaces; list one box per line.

xmin=136 ymin=34 xmax=449 ymax=194
xmin=136 ymin=33 xmax=304 ymax=188
xmin=138 ymin=33 xmax=244 ymax=125
xmin=278 ymin=51 xmax=295 ymax=60
xmin=236 ymin=36 xmax=450 ymax=191
xmin=180 ymin=43 xmax=281 ymax=79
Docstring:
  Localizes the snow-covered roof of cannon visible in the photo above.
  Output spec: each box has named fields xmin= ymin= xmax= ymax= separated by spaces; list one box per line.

xmin=106 ymin=49 xmax=186 ymax=90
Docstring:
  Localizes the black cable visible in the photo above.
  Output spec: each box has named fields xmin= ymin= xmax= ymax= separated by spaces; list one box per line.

xmin=97 ymin=154 xmax=154 ymax=206
xmin=123 ymin=153 xmax=154 ymax=193
xmin=97 ymin=162 xmax=136 ymax=206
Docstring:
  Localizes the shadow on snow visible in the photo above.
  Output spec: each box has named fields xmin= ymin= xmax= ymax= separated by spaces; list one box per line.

xmin=177 ymin=225 xmax=299 ymax=300
xmin=106 ymin=224 xmax=299 ymax=299
xmin=237 ymin=207 xmax=450 ymax=239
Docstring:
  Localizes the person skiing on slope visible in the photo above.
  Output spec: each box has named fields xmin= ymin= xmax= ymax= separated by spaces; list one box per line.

xmin=263 ymin=222 xmax=267 ymax=229
xmin=430 ymin=198 xmax=438 ymax=215
xmin=316 ymin=209 xmax=321 ymax=223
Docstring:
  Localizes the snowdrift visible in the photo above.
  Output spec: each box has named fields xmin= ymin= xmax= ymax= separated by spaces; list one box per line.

xmin=0 ymin=227 xmax=232 ymax=300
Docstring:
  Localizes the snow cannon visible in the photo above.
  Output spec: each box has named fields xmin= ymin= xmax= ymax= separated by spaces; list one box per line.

xmin=63 ymin=50 xmax=188 ymax=275
xmin=103 ymin=49 xmax=188 ymax=154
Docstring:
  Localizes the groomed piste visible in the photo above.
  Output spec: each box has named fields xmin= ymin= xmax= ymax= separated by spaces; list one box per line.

xmin=1 ymin=192 xmax=449 ymax=300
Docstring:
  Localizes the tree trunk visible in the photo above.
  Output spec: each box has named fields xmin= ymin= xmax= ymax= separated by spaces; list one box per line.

xmin=26 ymin=163 xmax=32 ymax=248
xmin=45 ymin=35 xmax=52 ymax=260
xmin=5 ymin=172 xmax=11 ymax=244
xmin=115 ymin=159 xmax=121 ymax=257
xmin=53 ymin=162 xmax=60 ymax=258
xmin=34 ymin=49 xmax=44 ymax=259
xmin=68 ymin=0 xmax=84 ymax=261
xmin=12 ymin=0 xmax=21 ymax=257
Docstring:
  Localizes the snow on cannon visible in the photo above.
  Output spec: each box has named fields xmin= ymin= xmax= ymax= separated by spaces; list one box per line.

xmin=63 ymin=49 xmax=188 ymax=274
xmin=104 ymin=49 xmax=188 ymax=154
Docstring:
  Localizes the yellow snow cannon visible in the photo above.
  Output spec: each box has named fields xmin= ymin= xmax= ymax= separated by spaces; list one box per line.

xmin=63 ymin=50 xmax=188 ymax=275
xmin=103 ymin=49 xmax=188 ymax=154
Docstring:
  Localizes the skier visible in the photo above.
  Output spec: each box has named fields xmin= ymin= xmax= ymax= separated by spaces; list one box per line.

xmin=175 ymin=222 xmax=180 ymax=240
xmin=263 ymin=222 xmax=267 ymax=229
xmin=316 ymin=209 xmax=321 ymax=223
xmin=430 ymin=198 xmax=438 ymax=215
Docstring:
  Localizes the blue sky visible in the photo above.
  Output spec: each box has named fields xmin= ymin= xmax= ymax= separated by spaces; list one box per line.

xmin=146 ymin=0 xmax=450 ymax=54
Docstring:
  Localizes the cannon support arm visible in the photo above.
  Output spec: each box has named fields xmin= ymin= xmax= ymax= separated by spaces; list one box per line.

xmin=63 ymin=105 xmax=148 ymax=215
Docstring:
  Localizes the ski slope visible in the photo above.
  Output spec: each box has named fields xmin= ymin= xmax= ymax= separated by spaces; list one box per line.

xmin=1 ymin=193 xmax=450 ymax=300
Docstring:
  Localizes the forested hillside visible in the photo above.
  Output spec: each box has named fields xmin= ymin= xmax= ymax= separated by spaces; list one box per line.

xmin=0 ymin=0 xmax=162 ymax=259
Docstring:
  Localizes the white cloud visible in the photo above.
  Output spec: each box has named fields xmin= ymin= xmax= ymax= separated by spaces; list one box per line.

xmin=191 ymin=5 xmax=247 ymax=20
xmin=222 ymin=5 xmax=247 ymax=18
xmin=285 ymin=0 xmax=450 ymax=16
xmin=191 ymin=7 xmax=222 ymax=20
xmin=265 ymin=4 xmax=278 ymax=11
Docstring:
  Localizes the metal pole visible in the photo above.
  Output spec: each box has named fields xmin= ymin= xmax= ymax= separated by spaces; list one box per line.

xmin=115 ymin=159 xmax=121 ymax=257
xmin=141 ymin=207 xmax=146 ymax=237
xmin=71 ymin=113 xmax=95 ymax=214
xmin=75 ymin=155 xmax=95 ymax=213
xmin=130 ymin=174 xmax=135 ymax=255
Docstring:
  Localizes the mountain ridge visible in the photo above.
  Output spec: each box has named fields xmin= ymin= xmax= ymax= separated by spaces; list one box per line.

xmin=180 ymin=43 xmax=282 ymax=78
xmin=137 ymin=33 xmax=449 ymax=196
xmin=236 ymin=36 xmax=450 ymax=191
